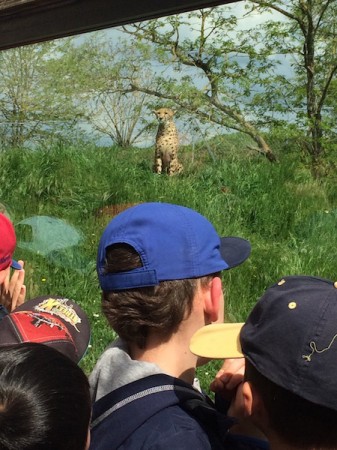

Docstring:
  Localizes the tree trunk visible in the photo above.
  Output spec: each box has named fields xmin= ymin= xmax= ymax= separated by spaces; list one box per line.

xmin=252 ymin=132 xmax=277 ymax=162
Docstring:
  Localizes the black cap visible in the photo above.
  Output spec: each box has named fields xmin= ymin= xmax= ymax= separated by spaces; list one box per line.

xmin=0 ymin=296 xmax=91 ymax=363
xmin=241 ymin=275 xmax=337 ymax=411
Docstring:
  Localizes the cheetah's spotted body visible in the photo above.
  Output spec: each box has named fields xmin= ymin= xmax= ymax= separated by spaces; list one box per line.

xmin=153 ymin=108 xmax=183 ymax=175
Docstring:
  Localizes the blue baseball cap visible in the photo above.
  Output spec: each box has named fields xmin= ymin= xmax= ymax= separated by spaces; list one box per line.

xmin=97 ymin=202 xmax=251 ymax=291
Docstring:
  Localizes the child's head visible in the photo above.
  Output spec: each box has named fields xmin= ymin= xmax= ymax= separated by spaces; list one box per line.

xmin=0 ymin=342 xmax=91 ymax=450
xmin=191 ymin=275 xmax=337 ymax=447
xmin=97 ymin=202 xmax=251 ymax=348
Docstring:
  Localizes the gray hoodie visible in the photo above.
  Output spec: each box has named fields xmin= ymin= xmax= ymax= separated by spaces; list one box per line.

xmin=89 ymin=338 xmax=162 ymax=402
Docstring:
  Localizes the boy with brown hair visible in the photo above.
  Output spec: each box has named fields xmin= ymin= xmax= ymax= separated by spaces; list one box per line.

xmin=89 ymin=202 xmax=267 ymax=450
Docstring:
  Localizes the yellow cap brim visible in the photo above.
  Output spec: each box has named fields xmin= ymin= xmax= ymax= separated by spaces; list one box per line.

xmin=190 ymin=323 xmax=244 ymax=359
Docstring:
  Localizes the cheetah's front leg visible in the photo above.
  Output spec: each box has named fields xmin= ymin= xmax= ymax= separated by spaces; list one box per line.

xmin=153 ymin=150 xmax=163 ymax=174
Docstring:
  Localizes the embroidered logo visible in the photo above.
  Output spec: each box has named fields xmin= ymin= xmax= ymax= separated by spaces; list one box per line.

xmin=34 ymin=298 xmax=81 ymax=332
xmin=302 ymin=334 xmax=337 ymax=362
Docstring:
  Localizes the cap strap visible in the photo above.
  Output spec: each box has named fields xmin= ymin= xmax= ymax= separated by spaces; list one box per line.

xmin=99 ymin=269 xmax=159 ymax=291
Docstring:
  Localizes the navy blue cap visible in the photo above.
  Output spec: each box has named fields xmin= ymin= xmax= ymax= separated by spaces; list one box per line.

xmin=190 ymin=275 xmax=337 ymax=412
xmin=97 ymin=202 xmax=251 ymax=291
xmin=241 ymin=275 xmax=337 ymax=411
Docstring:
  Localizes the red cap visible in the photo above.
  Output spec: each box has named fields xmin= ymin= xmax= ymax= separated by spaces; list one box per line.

xmin=0 ymin=214 xmax=21 ymax=271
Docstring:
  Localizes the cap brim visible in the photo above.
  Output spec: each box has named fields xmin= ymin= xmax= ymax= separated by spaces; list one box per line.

xmin=220 ymin=237 xmax=251 ymax=269
xmin=190 ymin=323 xmax=244 ymax=359
xmin=11 ymin=259 xmax=22 ymax=270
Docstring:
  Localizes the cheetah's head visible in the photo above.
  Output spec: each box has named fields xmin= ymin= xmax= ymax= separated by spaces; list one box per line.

xmin=153 ymin=108 xmax=175 ymax=123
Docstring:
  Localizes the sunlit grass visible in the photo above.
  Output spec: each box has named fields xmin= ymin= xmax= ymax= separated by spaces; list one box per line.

xmin=0 ymin=139 xmax=336 ymax=387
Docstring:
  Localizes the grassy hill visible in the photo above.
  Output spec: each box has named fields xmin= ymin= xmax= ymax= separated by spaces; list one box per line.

xmin=0 ymin=138 xmax=336 ymax=386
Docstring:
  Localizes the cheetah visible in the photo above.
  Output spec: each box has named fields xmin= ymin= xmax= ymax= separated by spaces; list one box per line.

xmin=153 ymin=108 xmax=183 ymax=175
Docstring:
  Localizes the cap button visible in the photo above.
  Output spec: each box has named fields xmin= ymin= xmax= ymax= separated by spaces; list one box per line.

xmin=334 ymin=281 xmax=337 ymax=289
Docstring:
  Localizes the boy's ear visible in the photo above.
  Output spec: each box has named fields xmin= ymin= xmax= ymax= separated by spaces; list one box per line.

xmin=204 ymin=276 xmax=222 ymax=323
xmin=242 ymin=380 xmax=266 ymax=421
xmin=242 ymin=381 xmax=254 ymax=417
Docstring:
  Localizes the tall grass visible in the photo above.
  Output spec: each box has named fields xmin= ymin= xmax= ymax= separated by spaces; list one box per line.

xmin=0 ymin=140 xmax=336 ymax=383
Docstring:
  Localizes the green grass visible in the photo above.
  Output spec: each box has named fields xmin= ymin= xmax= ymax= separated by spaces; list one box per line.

xmin=0 ymin=138 xmax=336 ymax=390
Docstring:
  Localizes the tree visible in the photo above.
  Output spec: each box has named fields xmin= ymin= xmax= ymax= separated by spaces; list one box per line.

xmin=55 ymin=35 xmax=156 ymax=148
xmin=0 ymin=45 xmax=50 ymax=147
xmin=0 ymin=42 xmax=80 ymax=147
xmin=249 ymin=0 xmax=337 ymax=172
xmin=121 ymin=8 xmax=278 ymax=161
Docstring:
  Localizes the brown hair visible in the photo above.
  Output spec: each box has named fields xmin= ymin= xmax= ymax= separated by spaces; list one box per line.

xmin=102 ymin=244 xmax=214 ymax=349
